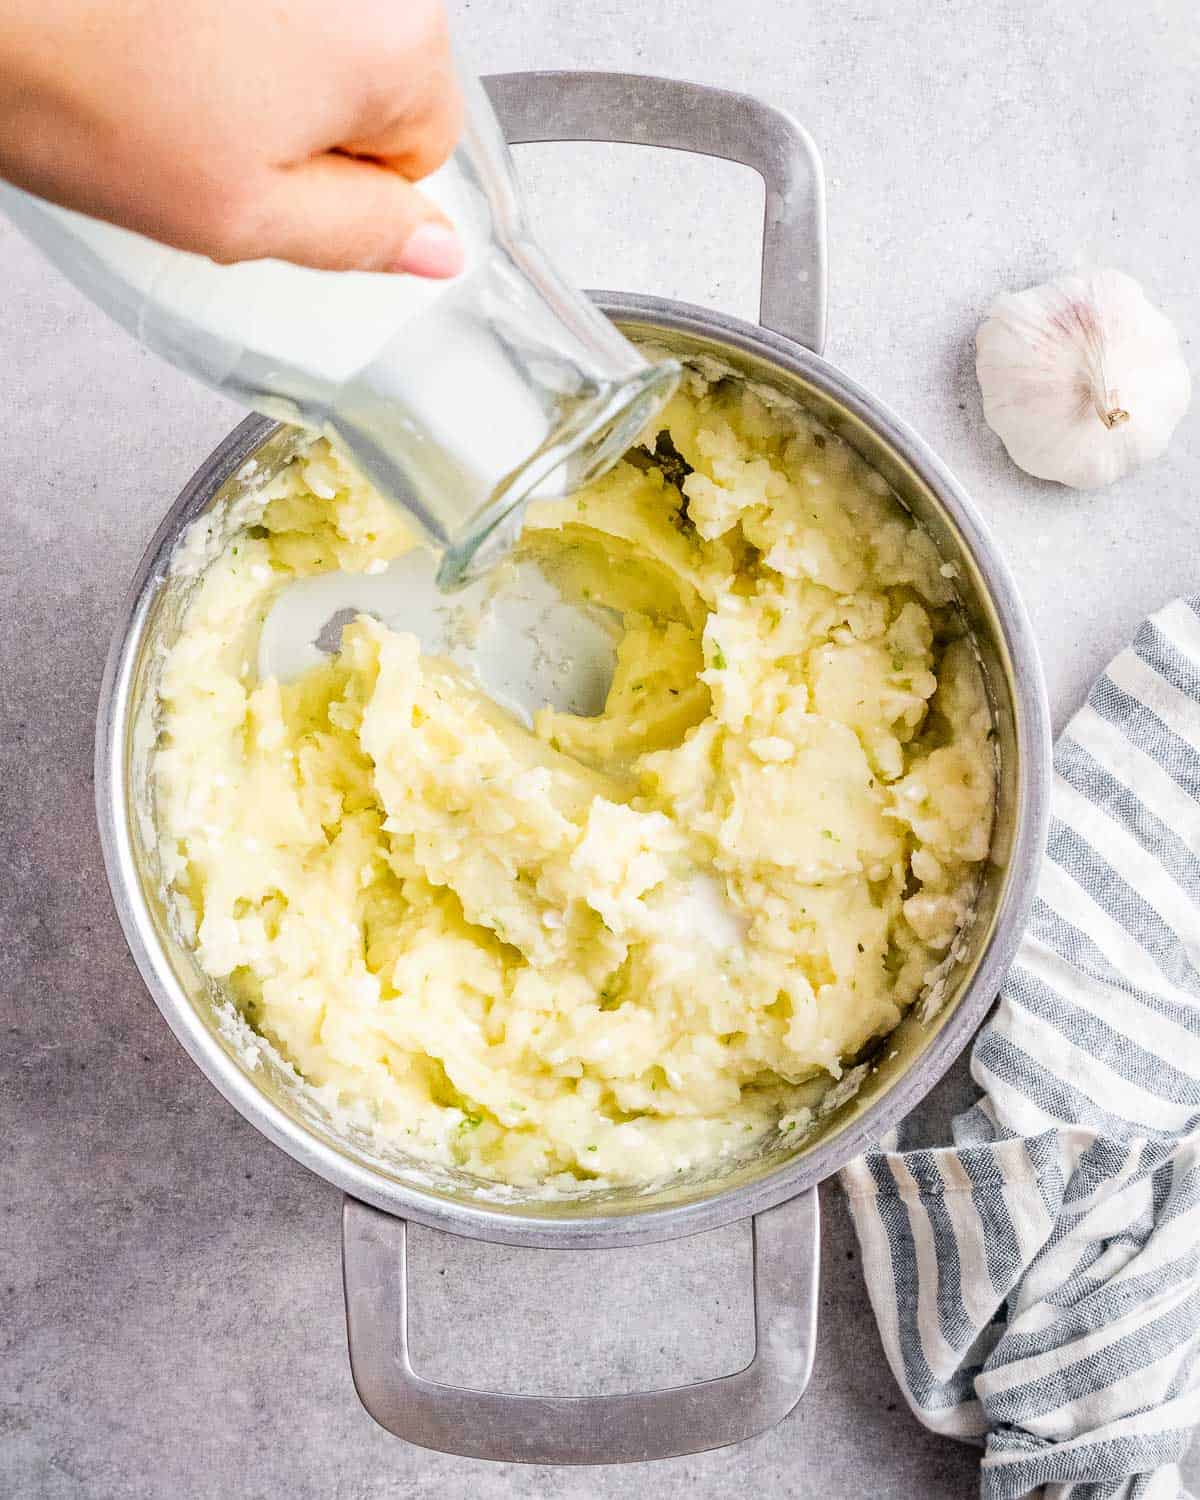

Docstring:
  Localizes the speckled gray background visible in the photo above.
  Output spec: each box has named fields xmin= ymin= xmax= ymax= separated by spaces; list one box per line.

xmin=3 ymin=1 xmax=1198 ymax=1495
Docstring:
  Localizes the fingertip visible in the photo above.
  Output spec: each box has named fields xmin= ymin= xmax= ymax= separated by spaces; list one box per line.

xmin=389 ymin=221 xmax=465 ymax=278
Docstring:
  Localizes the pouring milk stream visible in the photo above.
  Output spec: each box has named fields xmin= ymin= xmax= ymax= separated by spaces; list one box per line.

xmin=3 ymin=68 xmax=678 ymax=714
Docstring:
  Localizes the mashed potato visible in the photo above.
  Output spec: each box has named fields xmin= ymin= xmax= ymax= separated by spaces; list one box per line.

xmin=155 ymin=372 xmax=995 ymax=1188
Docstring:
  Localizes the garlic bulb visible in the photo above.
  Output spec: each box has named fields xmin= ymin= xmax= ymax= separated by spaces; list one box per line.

xmin=975 ymin=269 xmax=1191 ymax=489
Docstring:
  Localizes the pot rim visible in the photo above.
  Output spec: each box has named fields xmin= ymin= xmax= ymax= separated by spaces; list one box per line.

xmin=96 ymin=290 xmax=1051 ymax=1248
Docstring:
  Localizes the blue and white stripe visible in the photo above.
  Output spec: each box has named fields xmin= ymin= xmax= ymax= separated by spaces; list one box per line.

xmin=842 ymin=594 xmax=1200 ymax=1499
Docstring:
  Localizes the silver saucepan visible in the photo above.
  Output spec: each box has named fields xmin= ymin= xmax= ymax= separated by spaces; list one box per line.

xmin=96 ymin=72 xmax=1051 ymax=1465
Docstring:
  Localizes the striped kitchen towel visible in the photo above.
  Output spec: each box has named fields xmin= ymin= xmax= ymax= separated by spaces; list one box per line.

xmin=842 ymin=594 xmax=1200 ymax=1500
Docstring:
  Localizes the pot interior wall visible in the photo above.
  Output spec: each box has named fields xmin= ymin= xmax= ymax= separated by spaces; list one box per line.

xmin=116 ymin=320 xmax=1026 ymax=1232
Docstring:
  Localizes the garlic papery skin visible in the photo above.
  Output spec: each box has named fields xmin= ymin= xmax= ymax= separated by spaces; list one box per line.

xmin=975 ymin=269 xmax=1191 ymax=489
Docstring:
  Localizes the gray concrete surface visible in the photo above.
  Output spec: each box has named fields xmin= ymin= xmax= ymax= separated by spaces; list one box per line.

xmin=2 ymin=0 xmax=1198 ymax=1495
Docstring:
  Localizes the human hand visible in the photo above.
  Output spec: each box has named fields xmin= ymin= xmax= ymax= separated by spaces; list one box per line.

xmin=0 ymin=0 xmax=465 ymax=275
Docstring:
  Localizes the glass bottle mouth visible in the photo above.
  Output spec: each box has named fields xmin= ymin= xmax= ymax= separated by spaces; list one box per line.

xmin=436 ymin=358 xmax=680 ymax=591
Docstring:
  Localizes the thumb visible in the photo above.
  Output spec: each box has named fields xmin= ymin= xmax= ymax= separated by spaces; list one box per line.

xmin=223 ymin=153 xmax=464 ymax=276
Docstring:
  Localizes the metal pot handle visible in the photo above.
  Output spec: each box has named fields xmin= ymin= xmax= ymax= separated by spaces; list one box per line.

xmin=483 ymin=70 xmax=828 ymax=355
xmin=343 ymin=1189 xmax=818 ymax=1464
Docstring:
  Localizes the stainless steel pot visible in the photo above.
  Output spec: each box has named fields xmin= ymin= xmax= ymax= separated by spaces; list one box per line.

xmin=96 ymin=72 xmax=1051 ymax=1465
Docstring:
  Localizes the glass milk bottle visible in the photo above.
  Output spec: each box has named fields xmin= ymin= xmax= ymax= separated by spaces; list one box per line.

xmin=1 ymin=70 xmax=678 ymax=587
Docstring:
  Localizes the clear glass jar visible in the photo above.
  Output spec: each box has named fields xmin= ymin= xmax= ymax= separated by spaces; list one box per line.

xmin=2 ymin=70 xmax=677 ymax=587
